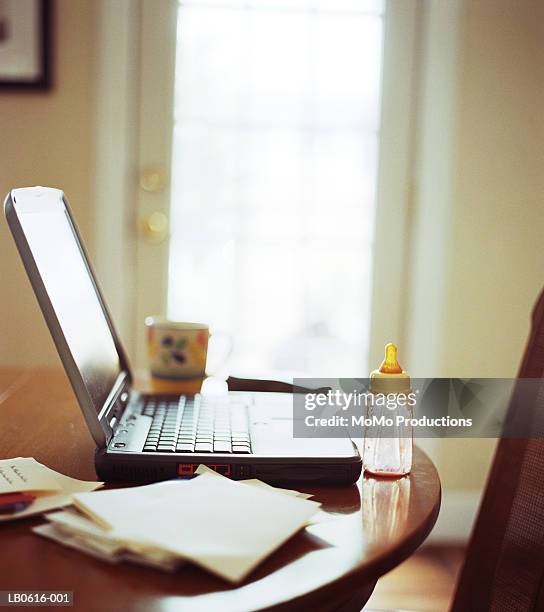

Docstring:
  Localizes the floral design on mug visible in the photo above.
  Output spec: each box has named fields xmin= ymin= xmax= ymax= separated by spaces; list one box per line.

xmin=160 ymin=336 xmax=188 ymax=366
xmin=171 ymin=351 xmax=186 ymax=364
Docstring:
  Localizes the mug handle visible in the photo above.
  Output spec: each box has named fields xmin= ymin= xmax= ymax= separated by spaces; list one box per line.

xmin=205 ymin=331 xmax=233 ymax=378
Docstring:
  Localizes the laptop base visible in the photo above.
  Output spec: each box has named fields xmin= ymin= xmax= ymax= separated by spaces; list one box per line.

xmin=95 ymin=448 xmax=362 ymax=485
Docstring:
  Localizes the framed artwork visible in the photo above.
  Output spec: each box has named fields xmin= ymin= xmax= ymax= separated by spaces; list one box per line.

xmin=0 ymin=0 xmax=51 ymax=90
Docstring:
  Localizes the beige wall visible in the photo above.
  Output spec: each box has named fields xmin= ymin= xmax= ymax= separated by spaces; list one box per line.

xmin=0 ymin=0 xmax=98 ymax=366
xmin=410 ymin=0 xmax=544 ymax=496
xmin=444 ymin=0 xmax=544 ymax=379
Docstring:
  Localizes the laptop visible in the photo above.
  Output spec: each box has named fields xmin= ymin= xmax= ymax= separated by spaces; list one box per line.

xmin=4 ymin=187 xmax=362 ymax=485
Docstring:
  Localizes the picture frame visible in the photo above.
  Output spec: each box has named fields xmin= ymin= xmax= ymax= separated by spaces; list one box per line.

xmin=0 ymin=0 xmax=51 ymax=90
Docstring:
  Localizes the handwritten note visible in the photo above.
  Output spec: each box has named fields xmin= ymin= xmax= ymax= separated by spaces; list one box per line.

xmin=0 ymin=457 xmax=61 ymax=494
xmin=0 ymin=457 xmax=102 ymax=522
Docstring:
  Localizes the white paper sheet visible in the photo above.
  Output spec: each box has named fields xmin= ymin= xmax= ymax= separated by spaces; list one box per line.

xmin=33 ymin=523 xmax=182 ymax=572
xmin=73 ymin=472 xmax=320 ymax=582
xmin=45 ymin=508 xmax=180 ymax=564
xmin=194 ymin=464 xmax=314 ymax=499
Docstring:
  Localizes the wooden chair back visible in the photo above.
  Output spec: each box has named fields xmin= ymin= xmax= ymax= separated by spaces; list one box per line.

xmin=451 ymin=288 xmax=544 ymax=611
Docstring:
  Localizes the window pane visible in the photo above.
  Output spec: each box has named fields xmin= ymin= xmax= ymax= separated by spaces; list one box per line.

xmin=179 ymin=0 xmax=385 ymax=15
xmin=168 ymin=1 xmax=384 ymax=376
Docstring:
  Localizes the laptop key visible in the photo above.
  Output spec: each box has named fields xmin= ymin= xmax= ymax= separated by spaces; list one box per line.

xmin=176 ymin=443 xmax=194 ymax=452
xmin=213 ymin=442 xmax=232 ymax=453
xmin=194 ymin=442 xmax=213 ymax=453
xmin=157 ymin=444 xmax=176 ymax=452
xmin=143 ymin=445 xmax=156 ymax=452
xmin=232 ymin=445 xmax=251 ymax=454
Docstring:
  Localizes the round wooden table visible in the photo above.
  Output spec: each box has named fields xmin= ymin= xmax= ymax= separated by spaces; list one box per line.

xmin=0 ymin=368 xmax=441 ymax=611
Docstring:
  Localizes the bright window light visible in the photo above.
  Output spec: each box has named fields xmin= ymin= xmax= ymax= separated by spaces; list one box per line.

xmin=168 ymin=0 xmax=385 ymax=376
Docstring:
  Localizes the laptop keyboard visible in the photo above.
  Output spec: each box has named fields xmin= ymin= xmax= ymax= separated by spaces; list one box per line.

xmin=141 ymin=395 xmax=252 ymax=454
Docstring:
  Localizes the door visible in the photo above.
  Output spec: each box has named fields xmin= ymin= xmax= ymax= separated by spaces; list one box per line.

xmin=134 ymin=0 xmax=418 ymax=375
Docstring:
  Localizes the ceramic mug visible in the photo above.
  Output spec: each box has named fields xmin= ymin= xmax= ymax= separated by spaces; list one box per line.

xmin=145 ymin=317 xmax=230 ymax=393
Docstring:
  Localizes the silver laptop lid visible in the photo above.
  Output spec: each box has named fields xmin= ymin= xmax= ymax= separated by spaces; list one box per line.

xmin=4 ymin=187 xmax=132 ymax=447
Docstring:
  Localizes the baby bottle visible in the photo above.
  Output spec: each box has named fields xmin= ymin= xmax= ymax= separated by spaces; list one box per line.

xmin=363 ymin=343 xmax=413 ymax=476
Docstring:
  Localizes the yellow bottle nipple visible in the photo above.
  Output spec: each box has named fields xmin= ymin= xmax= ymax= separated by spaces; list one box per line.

xmin=379 ymin=343 xmax=403 ymax=374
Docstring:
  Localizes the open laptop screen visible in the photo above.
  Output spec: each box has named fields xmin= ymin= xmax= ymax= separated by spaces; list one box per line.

xmin=14 ymin=192 xmax=122 ymax=414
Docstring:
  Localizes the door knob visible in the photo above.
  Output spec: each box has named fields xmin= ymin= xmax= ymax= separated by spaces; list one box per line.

xmin=142 ymin=211 xmax=168 ymax=243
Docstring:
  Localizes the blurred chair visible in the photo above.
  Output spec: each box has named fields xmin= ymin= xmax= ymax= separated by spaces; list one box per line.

xmin=451 ymin=288 xmax=544 ymax=611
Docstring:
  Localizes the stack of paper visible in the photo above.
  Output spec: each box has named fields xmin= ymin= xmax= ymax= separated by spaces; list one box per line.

xmin=0 ymin=457 xmax=102 ymax=522
xmin=34 ymin=466 xmax=321 ymax=582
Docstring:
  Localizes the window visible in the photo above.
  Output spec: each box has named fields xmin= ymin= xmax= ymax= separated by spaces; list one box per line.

xmin=167 ymin=0 xmax=385 ymax=376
